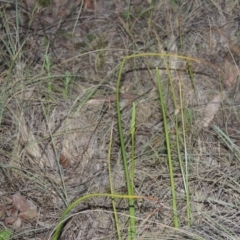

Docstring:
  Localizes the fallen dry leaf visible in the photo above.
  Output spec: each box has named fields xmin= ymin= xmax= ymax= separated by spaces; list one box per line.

xmin=19 ymin=202 xmax=38 ymax=220
xmin=12 ymin=192 xmax=29 ymax=212
xmin=224 ymin=57 xmax=239 ymax=88
xmin=13 ymin=217 xmax=22 ymax=228
xmin=12 ymin=192 xmax=38 ymax=221
xmin=202 ymin=92 xmax=226 ymax=127
xmin=59 ymin=154 xmax=70 ymax=168
xmin=19 ymin=210 xmax=37 ymax=220
xmin=84 ymin=0 xmax=96 ymax=10
xmin=5 ymin=205 xmax=18 ymax=217
xmin=5 ymin=216 xmax=18 ymax=225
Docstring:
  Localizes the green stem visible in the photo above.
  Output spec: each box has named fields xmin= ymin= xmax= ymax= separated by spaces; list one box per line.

xmin=116 ymin=59 xmax=136 ymax=238
xmin=53 ymin=193 xmax=142 ymax=240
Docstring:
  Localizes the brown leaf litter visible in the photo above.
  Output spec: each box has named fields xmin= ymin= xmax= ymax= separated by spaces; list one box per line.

xmin=2 ymin=192 xmax=38 ymax=229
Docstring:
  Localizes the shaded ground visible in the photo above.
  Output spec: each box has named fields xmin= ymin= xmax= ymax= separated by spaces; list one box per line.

xmin=1 ymin=0 xmax=240 ymax=239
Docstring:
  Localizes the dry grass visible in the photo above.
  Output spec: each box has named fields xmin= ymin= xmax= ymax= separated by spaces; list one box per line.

xmin=1 ymin=0 xmax=240 ymax=239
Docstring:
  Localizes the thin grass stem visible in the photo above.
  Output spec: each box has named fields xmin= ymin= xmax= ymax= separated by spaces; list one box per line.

xmin=156 ymin=67 xmax=179 ymax=228
xmin=108 ymin=120 xmax=122 ymax=240
xmin=116 ymin=58 xmax=136 ymax=239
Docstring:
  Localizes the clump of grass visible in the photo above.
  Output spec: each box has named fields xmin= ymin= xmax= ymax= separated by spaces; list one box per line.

xmin=116 ymin=53 xmax=190 ymax=232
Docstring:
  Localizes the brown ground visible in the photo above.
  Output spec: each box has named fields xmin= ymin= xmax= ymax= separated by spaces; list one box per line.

xmin=1 ymin=0 xmax=240 ymax=239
